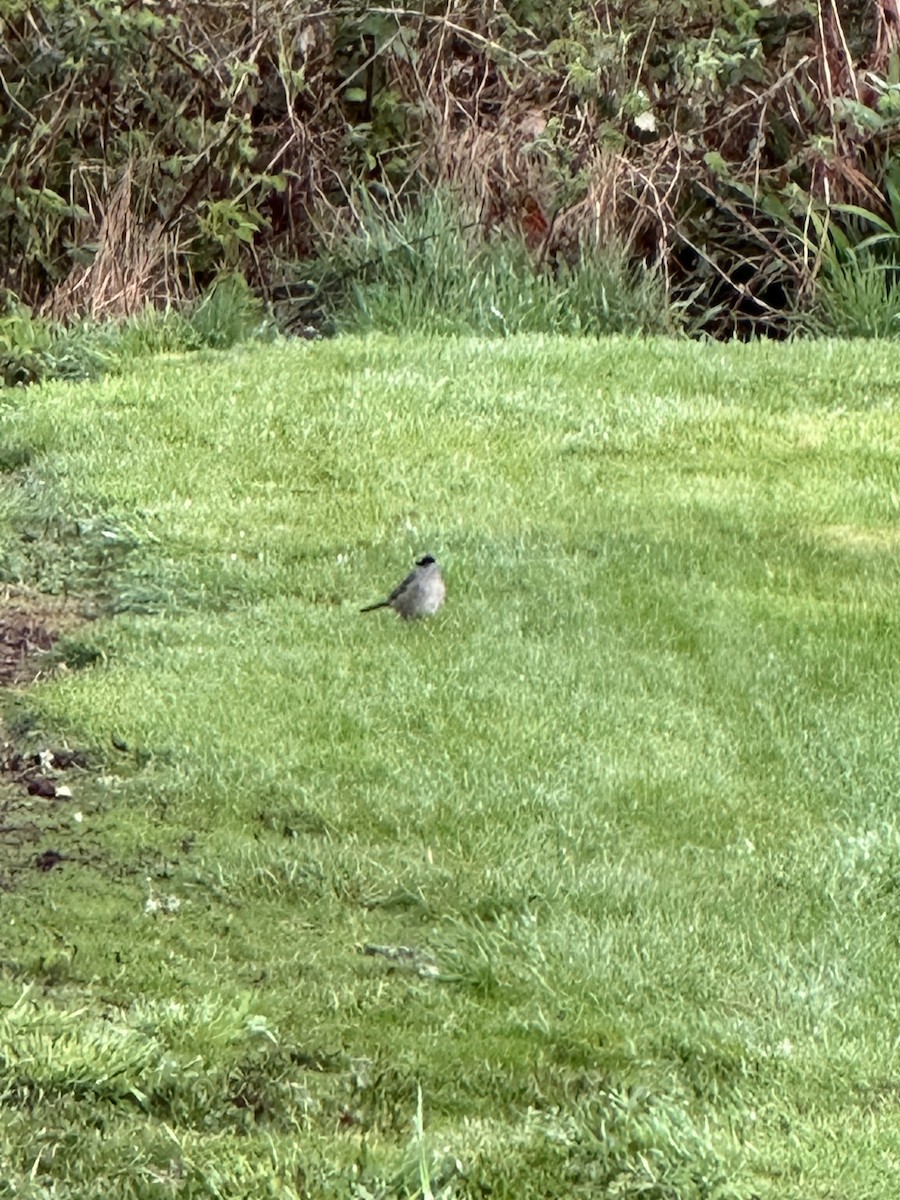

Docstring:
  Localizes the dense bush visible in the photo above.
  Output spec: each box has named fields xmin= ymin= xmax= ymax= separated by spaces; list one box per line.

xmin=1 ymin=1 xmax=899 ymax=337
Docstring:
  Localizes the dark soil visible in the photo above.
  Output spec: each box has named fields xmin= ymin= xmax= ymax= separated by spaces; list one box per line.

xmin=0 ymin=587 xmax=95 ymax=885
xmin=0 ymin=587 xmax=88 ymax=686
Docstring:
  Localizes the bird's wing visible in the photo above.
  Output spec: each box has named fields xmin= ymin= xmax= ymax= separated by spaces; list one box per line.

xmin=387 ymin=567 xmax=418 ymax=603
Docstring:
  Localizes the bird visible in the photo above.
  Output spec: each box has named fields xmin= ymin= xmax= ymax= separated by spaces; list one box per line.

xmin=360 ymin=554 xmax=446 ymax=619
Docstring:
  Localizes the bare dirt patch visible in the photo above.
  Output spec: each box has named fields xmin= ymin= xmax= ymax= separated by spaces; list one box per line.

xmin=0 ymin=587 xmax=96 ymax=884
xmin=0 ymin=746 xmax=90 ymax=887
xmin=0 ymin=586 xmax=91 ymax=687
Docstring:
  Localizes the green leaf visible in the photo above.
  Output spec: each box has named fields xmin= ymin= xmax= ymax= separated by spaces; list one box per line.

xmin=831 ymin=204 xmax=895 ymax=235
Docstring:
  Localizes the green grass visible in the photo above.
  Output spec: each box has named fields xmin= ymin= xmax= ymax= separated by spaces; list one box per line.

xmin=0 ymin=274 xmax=270 ymax=387
xmin=0 ymin=335 xmax=898 ymax=1197
xmin=309 ymin=190 xmax=674 ymax=338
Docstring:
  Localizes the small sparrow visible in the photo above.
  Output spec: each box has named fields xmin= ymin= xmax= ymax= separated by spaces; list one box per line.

xmin=360 ymin=554 xmax=446 ymax=619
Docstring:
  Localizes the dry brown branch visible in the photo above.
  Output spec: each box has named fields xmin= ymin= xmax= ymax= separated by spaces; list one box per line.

xmin=871 ymin=0 xmax=900 ymax=71
xmin=369 ymin=7 xmax=533 ymax=68
xmin=695 ymin=56 xmax=813 ymax=137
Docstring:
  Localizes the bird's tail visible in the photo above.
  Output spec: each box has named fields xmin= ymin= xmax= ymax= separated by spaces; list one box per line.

xmin=359 ymin=601 xmax=389 ymax=613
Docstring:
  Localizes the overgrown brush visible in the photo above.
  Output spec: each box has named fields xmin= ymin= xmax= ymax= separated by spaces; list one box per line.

xmin=2 ymin=1 xmax=900 ymax=338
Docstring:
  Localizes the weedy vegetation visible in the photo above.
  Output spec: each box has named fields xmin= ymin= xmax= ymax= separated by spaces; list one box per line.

xmin=0 ymin=335 xmax=897 ymax=1196
xmin=3 ymin=1 xmax=900 ymax=348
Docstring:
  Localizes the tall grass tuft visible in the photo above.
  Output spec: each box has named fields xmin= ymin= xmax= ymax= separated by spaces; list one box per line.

xmin=313 ymin=191 xmax=675 ymax=337
xmin=809 ymin=252 xmax=900 ymax=339
xmin=188 ymin=274 xmax=269 ymax=349
xmin=798 ymin=174 xmax=900 ymax=339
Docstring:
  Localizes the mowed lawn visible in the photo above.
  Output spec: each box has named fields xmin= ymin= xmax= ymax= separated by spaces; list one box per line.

xmin=1 ymin=334 xmax=898 ymax=1198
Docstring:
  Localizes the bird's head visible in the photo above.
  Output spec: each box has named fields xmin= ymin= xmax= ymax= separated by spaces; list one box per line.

xmin=416 ymin=554 xmax=436 ymax=567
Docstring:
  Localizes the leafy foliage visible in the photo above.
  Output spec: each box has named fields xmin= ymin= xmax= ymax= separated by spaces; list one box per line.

xmin=2 ymin=1 xmax=900 ymax=336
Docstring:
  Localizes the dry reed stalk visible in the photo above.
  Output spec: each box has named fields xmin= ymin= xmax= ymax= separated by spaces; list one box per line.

xmin=42 ymin=165 xmax=172 ymax=321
